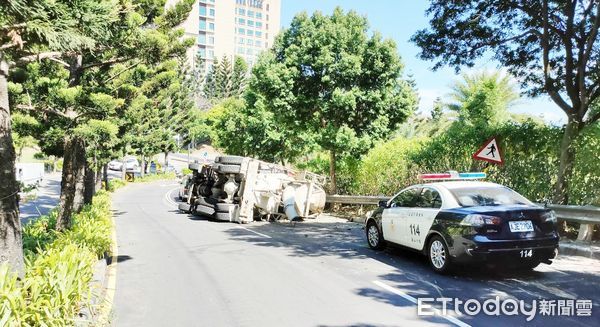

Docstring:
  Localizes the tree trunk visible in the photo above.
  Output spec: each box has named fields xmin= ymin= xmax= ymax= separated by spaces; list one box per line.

xmin=121 ymin=157 xmax=126 ymax=181
xmin=553 ymin=118 xmax=582 ymax=205
xmin=83 ymin=163 xmax=95 ymax=205
xmin=103 ymin=164 xmax=109 ymax=191
xmin=329 ymin=150 xmax=337 ymax=194
xmin=95 ymin=168 xmax=102 ymax=192
xmin=0 ymin=58 xmax=24 ymax=277
xmin=57 ymin=136 xmax=86 ymax=231
xmin=140 ymin=155 xmax=146 ymax=178
xmin=164 ymin=151 xmax=169 ymax=169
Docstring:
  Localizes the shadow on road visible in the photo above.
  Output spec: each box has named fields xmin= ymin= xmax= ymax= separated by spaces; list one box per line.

xmin=219 ymin=219 xmax=600 ymax=326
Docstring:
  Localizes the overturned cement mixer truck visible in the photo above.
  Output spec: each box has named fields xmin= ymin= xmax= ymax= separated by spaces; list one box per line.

xmin=178 ymin=155 xmax=327 ymax=223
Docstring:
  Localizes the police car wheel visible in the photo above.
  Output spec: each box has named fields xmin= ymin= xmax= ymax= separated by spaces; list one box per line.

xmin=428 ymin=236 xmax=451 ymax=273
xmin=366 ymin=221 xmax=385 ymax=250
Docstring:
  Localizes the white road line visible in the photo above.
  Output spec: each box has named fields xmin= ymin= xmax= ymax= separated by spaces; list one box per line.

xmin=237 ymin=226 xmax=272 ymax=238
xmin=164 ymin=188 xmax=179 ymax=208
xmin=372 ymin=280 xmax=471 ymax=327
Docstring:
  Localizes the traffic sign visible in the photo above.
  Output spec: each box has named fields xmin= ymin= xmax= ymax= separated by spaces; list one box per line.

xmin=473 ymin=137 xmax=504 ymax=165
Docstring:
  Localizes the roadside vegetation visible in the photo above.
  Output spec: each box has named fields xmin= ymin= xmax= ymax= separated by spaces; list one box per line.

xmin=1 ymin=189 xmax=114 ymax=326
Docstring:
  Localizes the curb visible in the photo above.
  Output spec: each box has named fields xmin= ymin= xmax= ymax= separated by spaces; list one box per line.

xmin=559 ymin=241 xmax=600 ymax=260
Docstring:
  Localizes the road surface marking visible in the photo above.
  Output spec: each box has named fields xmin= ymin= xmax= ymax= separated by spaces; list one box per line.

xmin=372 ymin=280 xmax=471 ymax=327
xmin=164 ymin=188 xmax=179 ymax=209
xmin=237 ymin=226 xmax=272 ymax=238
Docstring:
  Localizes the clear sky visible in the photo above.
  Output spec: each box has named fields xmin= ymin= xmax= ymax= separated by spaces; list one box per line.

xmin=279 ymin=0 xmax=567 ymax=125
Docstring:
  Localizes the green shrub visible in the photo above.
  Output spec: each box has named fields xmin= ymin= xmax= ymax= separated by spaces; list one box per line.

xmin=354 ymin=137 xmax=424 ymax=195
xmin=295 ymin=152 xmax=360 ymax=194
xmin=107 ymin=178 xmax=126 ymax=191
xmin=134 ymin=171 xmax=176 ymax=183
xmin=1 ymin=187 xmax=114 ymax=325
xmin=182 ymin=168 xmax=192 ymax=175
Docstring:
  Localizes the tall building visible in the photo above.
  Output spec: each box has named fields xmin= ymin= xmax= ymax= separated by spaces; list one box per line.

xmin=189 ymin=0 xmax=281 ymax=70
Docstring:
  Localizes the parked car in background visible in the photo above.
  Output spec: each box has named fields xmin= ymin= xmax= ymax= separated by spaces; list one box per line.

xmin=108 ymin=157 xmax=140 ymax=171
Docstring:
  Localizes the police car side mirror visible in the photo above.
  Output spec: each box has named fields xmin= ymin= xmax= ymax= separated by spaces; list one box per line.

xmin=378 ymin=200 xmax=388 ymax=208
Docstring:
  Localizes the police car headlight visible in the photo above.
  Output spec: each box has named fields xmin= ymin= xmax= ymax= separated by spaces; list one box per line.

xmin=542 ymin=211 xmax=557 ymax=223
xmin=460 ymin=214 xmax=485 ymax=227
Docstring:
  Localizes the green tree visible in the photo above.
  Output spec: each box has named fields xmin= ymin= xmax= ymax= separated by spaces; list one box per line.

xmin=202 ymin=55 xmax=249 ymax=102
xmin=448 ymin=71 xmax=519 ymax=127
xmin=0 ymin=0 xmax=109 ymax=275
xmin=411 ymin=0 xmax=600 ymax=205
xmin=249 ymin=8 xmax=417 ymax=192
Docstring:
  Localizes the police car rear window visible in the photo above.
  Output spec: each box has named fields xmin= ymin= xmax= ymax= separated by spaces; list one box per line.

xmin=449 ymin=187 xmax=532 ymax=207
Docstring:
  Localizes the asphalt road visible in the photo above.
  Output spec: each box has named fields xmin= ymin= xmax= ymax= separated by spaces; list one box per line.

xmin=112 ymin=182 xmax=600 ymax=327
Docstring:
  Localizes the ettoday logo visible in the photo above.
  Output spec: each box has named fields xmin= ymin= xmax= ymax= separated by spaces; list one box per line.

xmin=417 ymin=297 xmax=593 ymax=321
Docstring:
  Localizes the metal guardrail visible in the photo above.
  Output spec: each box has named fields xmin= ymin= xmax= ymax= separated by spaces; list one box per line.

xmin=326 ymin=195 xmax=600 ymax=224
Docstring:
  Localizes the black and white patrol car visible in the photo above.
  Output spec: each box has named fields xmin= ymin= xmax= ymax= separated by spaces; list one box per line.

xmin=365 ymin=172 xmax=559 ymax=274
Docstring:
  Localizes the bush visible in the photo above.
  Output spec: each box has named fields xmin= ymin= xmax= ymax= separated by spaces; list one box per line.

xmin=182 ymin=168 xmax=192 ymax=175
xmin=1 ymin=189 xmax=114 ymax=326
xmin=353 ymin=137 xmax=423 ymax=195
xmin=295 ymin=152 xmax=360 ymax=194
xmin=352 ymin=120 xmax=600 ymax=205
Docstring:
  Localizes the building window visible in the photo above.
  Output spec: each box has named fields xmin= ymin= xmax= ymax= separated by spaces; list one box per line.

xmin=199 ymin=19 xmax=207 ymax=30
xmin=237 ymin=27 xmax=245 ymax=34
xmin=208 ymin=50 xmax=214 ymax=59
xmin=266 ymin=3 xmax=269 ymax=11
xmin=248 ymin=10 xmax=255 ymax=18
xmin=255 ymin=31 xmax=262 ymax=37
xmin=209 ymin=8 xmax=215 ymax=17
xmin=256 ymin=12 xmax=262 ymax=19
xmin=209 ymin=22 xmax=215 ymax=31
xmin=246 ymin=39 xmax=253 ymax=46
xmin=236 ymin=47 xmax=245 ymax=54
xmin=208 ymin=36 xmax=214 ymax=45
xmin=255 ymin=40 xmax=262 ymax=47
xmin=247 ymin=20 xmax=255 ymax=27
xmin=197 ymin=33 xmax=206 ymax=44
xmin=199 ymin=5 xmax=207 ymax=16
xmin=237 ymin=8 xmax=246 ymax=16
xmin=238 ymin=18 xmax=246 ymax=25
xmin=246 ymin=29 xmax=253 ymax=36
xmin=198 ymin=47 xmax=206 ymax=58
xmin=247 ymin=48 xmax=253 ymax=55
xmin=238 ymin=37 xmax=245 ymax=44
xmin=256 ymin=22 xmax=262 ymax=28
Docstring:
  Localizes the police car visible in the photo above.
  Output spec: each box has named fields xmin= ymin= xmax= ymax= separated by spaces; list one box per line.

xmin=365 ymin=172 xmax=559 ymax=273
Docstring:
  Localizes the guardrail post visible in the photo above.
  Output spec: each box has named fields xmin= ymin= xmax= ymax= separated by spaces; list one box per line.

xmin=577 ymin=224 xmax=595 ymax=241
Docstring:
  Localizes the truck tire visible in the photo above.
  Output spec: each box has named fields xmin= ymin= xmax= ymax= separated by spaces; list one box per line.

xmin=195 ymin=204 xmax=215 ymax=217
xmin=215 ymin=212 xmax=234 ymax=221
xmin=215 ymin=203 xmax=238 ymax=213
xmin=196 ymin=196 xmax=218 ymax=207
xmin=189 ymin=163 xmax=201 ymax=171
xmin=178 ymin=203 xmax=191 ymax=213
xmin=215 ymin=155 xmax=244 ymax=165
xmin=214 ymin=164 xmax=241 ymax=174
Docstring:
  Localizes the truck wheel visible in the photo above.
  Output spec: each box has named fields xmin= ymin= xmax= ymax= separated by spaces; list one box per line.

xmin=196 ymin=196 xmax=217 ymax=207
xmin=215 ymin=155 xmax=244 ymax=165
xmin=189 ymin=163 xmax=201 ymax=171
xmin=215 ymin=212 xmax=234 ymax=221
xmin=215 ymin=203 xmax=238 ymax=213
xmin=178 ymin=203 xmax=191 ymax=213
xmin=195 ymin=204 xmax=215 ymax=217
xmin=214 ymin=164 xmax=241 ymax=174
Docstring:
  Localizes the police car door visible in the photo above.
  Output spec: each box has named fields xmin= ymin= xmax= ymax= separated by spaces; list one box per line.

xmin=401 ymin=187 xmax=443 ymax=251
xmin=381 ymin=187 xmax=420 ymax=245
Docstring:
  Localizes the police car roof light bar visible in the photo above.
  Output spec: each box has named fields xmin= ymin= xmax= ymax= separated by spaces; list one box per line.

xmin=418 ymin=171 xmax=486 ymax=181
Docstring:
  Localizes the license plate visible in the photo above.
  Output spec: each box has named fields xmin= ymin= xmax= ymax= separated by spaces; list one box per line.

xmin=509 ymin=220 xmax=534 ymax=232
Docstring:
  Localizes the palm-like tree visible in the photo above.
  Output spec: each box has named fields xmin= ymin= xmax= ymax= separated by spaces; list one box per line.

xmin=447 ymin=71 xmax=520 ymax=126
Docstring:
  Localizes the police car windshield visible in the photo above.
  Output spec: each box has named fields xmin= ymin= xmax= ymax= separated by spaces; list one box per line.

xmin=450 ymin=186 xmax=532 ymax=207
